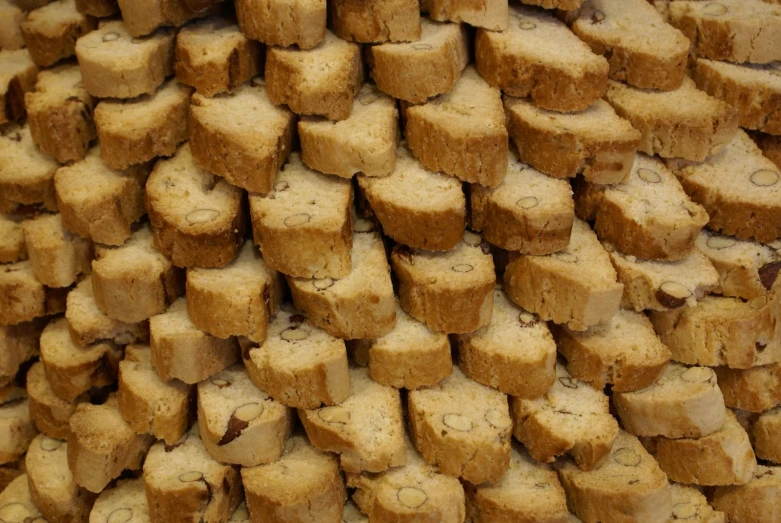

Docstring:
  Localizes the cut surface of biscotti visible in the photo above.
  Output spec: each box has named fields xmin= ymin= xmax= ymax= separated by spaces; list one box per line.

xmin=89 ymin=478 xmax=150 ymax=523
xmin=714 ymin=362 xmax=781 ymax=413
xmin=265 ymin=30 xmax=362 ymax=121
xmin=298 ymin=83 xmax=399 ymax=179
xmin=614 ymin=362 xmax=726 ymax=438
xmin=566 ymin=0 xmax=689 ymax=91
xmin=504 ymin=218 xmax=624 ymax=331
xmin=146 ymin=143 xmax=245 ymax=269
xmin=0 ymin=1 xmax=25 ymax=51
xmin=505 ymin=97 xmax=640 ymax=184
xmin=421 ymin=0 xmax=508 ymax=30
xmin=27 ymin=361 xmax=85 ymax=440
xmin=0 ymin=474 xmax=46 ymax=523
xmin=189 ymin=78 xmax=295 ymax=194
xmin=391 ymin=233 xmax=495 ymax=334
xmin=0 ymin=49 xmax=38 ymax=125
xmin=0 ymin=123 xmax=58 ymax=211
xmin=24 ymin=62 xmax=96 ymax=164
xmin=408 ymin=366 xmax=512 ymax=484
xmin=300 ymin=366 xmax=406 ymax=473
xmin=1 ymin=319 xmax=43 ymax=387
xmin=149 ymin=297 xmax=239 ymax=384
xmin=713 ymin=465 xmax=781 ymax=523
xmin=241 ymin=434 xmax=346 ymax=523
xmin=21 ymin=213 xmax=91 ymax=289
xmin=116 ymin=0 xmax=217 ymax=37
xmin=174 ymin=15 xmax=261 ymax=97
xmin=248 ymin=152 xmax=352 ymax=279
xmin=742 ymin=406 xmax=781 ymax=463
xmin=0 ymin=214 xmax=26 ymax=265
xmin=476 ymin=4 xmax=608 ymax=112
xmin=605 ymin=78 xmax=738 ymax=162
xmin=328 ymin=0 xmax=420 ymax=43
xmin=75 ymin=0 xmax=117 ymax=17
xmin=20 ymin=0 xmax=95 ymax=67
xmin=74 ymin=21 xmax=174 ymax=99
xmin=367 ymin=18 xmax=468 ymax=104
xmin=245 ymin=307 xmax=350 ymax=409
xmin=668 ymin=484 xmax=726 ymax=523
xmin=0 ymin=260 xmax=67 ymax=326
xmin=235 ymin=0 xmax=326 ymax=49
xmin=0 ymin=387 xmax=36 ymax=465
xmin=576 ymin=153 xmax=708 ymax=261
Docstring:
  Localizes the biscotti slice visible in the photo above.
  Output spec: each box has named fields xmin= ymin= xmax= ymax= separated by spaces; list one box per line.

xmin=174 ymin=15 xmax=261 ymax=97
xmin=143 ymin=424 xmax=242 ymax=523
xmin=504 ymin=219 xmax=623 ymax=331
xmin=0 ymin=475 xmax=46 ymax=523
xmin=298 ymin=83 xmax=398 ymax=179
xmin=235 ymin=0 xmax=326 ymax=49
xmin=476 ymin=4 xmax=608 ymax=112
xmin=89 ymin=478 xmax=150 ymax=523
xmin=245 ymin=308 xmax=350 ymax=408
xmin=614 ymin=362 xmax=726 ymax=438
xmin=505 ymin=97 xmax=640 ymax=184
xmin=26 ymin=434 xmax=95 ymax=523
xmin=75 ymin=0 xmax=117 ymax=17
xmin=241 ymin=434 xmax=346 ymax=523
xmin=605 ymin=78 xmax=739 ymax=162
xmin=1 ymin=319 xmax=43 ymax=387
xmin=668 ymin=484 xmax=726 ymax=523
xmin=0 ymin=123 xmax=57 ymax=211
xmin=149 ymin=297 xmax=239 ymax=384
xmin=404 ymin=66 xmax=507 ymax=187
xmin=408 ymin=366 xmax=512 ymax=484
xmin=67 ymin=396 xmax=154 ymax=493
xmin=299 ymin=366 xmax=406 ymax=473
xmin=74 ymin=21 xmax=174 ymax=99
xmin=714 ymin=362 xmax=781 ymax=412
xmin=21 ymin=0 xmax=95 ymax=67
xmin=752 ymin=130 xmax=781 ymax=170
xmin=576 ymin=154 xmax=708 ymax=261
xmin=367 ymin=19 xmax=468 ymax=104
xmin=0 ymin=1 xmax=25 ymax=51
xmin=265 ymin=30 xmax=361 ymax=121
xmin=743 ymin=406 xmax=781 ymax=463
xmin=146 ymin=143 xmax=245 ymax=268
xmin=357 ymin=143 xmax=465 ymax=251
xmin=0 ymin=214 xmax=26 ymax=265
xmin=0 ymin=387 xmax=36 ymax=465
xmin=26 ymin=361 xmax=86 ymax=439
xmin=669 ymin=0 xmax=781 ymax=64
xmin=21 ymin=213 xmax=91 ymax=288
xmin=248 ymin=153 xmax=352 ymax=278
xmin=116 ymin=0 xmax=217 ymax=37
xmin=0 ymin=260 xmax=67 ymax=326
xmin=391 ymin=233 xmax=495 ymax=334
xmin=556 ymin=430 xmax=672 ymax=523
xmin=669 ymin=130 xmax=781 ymax=243
xmin=189 ymin=78 xmax=295 ymax=194
xmin=421 ymin=0 xmax=508 ymax=30
xmin=0 ymin=49 xmax=38 ymax=125
xmin=329 ymin=0 xmax=420 ymax=43
xmin=713 ymin=465 xmax=781 ymax=523
xmin=566 ymin=0 xmax=689 ymax=90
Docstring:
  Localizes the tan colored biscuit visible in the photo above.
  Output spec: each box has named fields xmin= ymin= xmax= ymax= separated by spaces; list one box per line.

xmin=0 ymin=214 xmax=26 ymax=264
xmin=0 ymin=123 xmax=58 ymax=211
xmin=0 ymin=260 xmax=67 ymax=326
xmin=421 ymin=0 xmax=508 ymax=30
xmin=21 ymin=213 xmax=92 ymax=289
xmin=236 ymin=0 xmax=326 ymax=49
xmin=0 ymin=49 xmax=38 ymax=125
xmin=1 ymin=319 xmax=43 ymax=387
xmin=715 ymin=362 xmax=781 ymax=413
xmin=89 ymin=478 xmax=150 ymax=523
xmin=0 ymin=387 xmax=37 ymax=465
xmin=712 ymin=465 xmax=781 ymax=523
xmin=26 ymin=361 xmax=86 ymax=440
xmin=740 ymin=406 xmax=781 ymax=463
xmin=668 ymin=484 xmax=726 ymax=523
xmin=0 ymin=474 xmax=46 ymax=522
xmin=329 ymin=0 xmax=420 ymax=43
xmin=20 ymin=0 xmax=96 ymax=67
xmin=116 ymin=0 xmax=218 ymax=37
xmin=0 ymin=1 xmax=26 ymax=51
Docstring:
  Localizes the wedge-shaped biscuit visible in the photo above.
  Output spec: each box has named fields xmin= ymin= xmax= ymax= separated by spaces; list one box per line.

xmin=24 ymin=63 xmax=96 ymax=163
xmin=715 ymin=362 xmax=781 ymax=413
xmin=0 ymin=214 xmax=26 ymax=264
xmin=554 ymin=309 xmax=671 ymax=392
xmin=21 ymin=0 xmax=95 ymax=67
xmin=421 ymin=0 xmax=508 ymax=30
xmin=146 ymin=143 xmax=245 ymax=268
xmin=265 ymin=30 xmax=362 ymax=121
xmin=1 ymin=319 xmax=43 ymax=387
xmin=329 ymin=0 xmax=420 ymax=43
xmin=504 ymin=219 xmax=624 ymax=331
xmin=89 ymin=478 xmax=150 ymax=523
xmin=713 ymin=465 xmax=781 ymax=523
xmin=567 ymin=0 xmax=689 ymax=90
xmin=0 ymin=260 xmax=67 ymax=326
xmin=245 ymin=308 xmax=350 ymax=409
xmin=391 ymin=233 xmax=495 ymax=334
xmin=668 ymin=484 xmax=726 ymax=523
xmin=556 ymin=430 xmax=672 ymax=523
xmin=408 ymin=366 xmax=512 ymax=484
xmin=752 ymin=130 xmax=781 ymax=170
xmin=116 ymin=0 xmax=217 ymax=37
xmin=21 ymin=213 xmax=91 ymax=289
xmin=456 ymin=288 xmax=557 ymax=398
xmin=0 ymin=49 xmax=38 ymax=125
xmin=576 ymin=154 xmax=708 ymax=261
xmin=614 ymin=362 xmax=726 ymax=438
xmin=26 ymin=361 xmax=86 ymax=440
xmin=0 ymin=0 xmax=25 ymax=51
xmin=143 ymin=425 xmax=242 ymax=523
xmin=149 ymin=297 xmax=240 ymax=384
xmin=367 ymin=19 xmax=468 ymax=104
xmin=0 ymin=475 xmax=46 ymax=523
xmin=299 ymin=83 xmax=398 ymax=179
xmin=189 ymin=78 xmax=295 ymax=194
xmin=0 ymin=123 xmax=57 ymax=211
xmin=236 ymin=0 xmax=326 ymax=49
xmin=505 ymin=97 xmax=639 ymax=184
xmin=300 ymin=367 xmax=406 ymax=473
xmin=476 ymin=5 xmax=608 ymax=112
xmin=605 ymin=78 xmax=738 ymax=162
xmin=404 ymin=66 xmax=507 ymax=188
xmin=0 ymin=387 xmax=36 ymax=465
xmin=242 ymin=434 xmax=346 ymax=523
xmin=174 ymin=15 xmax=261 ymax=97
xmin=741 ymin=407 xmax=781 ymax=463
xmin=75 ymin=0 xmax=117 ymax=16
xmin=248 ymin=153 xmax=352 ymax=278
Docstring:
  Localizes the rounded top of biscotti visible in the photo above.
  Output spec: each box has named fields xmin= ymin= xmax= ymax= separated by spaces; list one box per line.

xmin=75 ymin=20 xmax=173 ymax=65
xmin=187 ymin=240 xmax=275 ymax=289
xmin=149 ymin=297 xmax=203 ymax=337
xmin=121 ymin=343 xmax=190 ymax=405
xmin=621 ymin=361 xmax=722 ymax=405
xmin=93 ymin=224 xmax=170 ymax=277
xmin=20 ymin=212 xmax=72 ymax=252
xmin=0 ymin=49 xmax=36 ymax=93
xmin=25 ymin=62 xmax=89 ymax=108
xmin=176 ymin=15 xmax=249 ymax=66
xmin=267 ymin=30 xmax=357 ymax=76
xmin=25 ymin=433 xmax=72 ymax=487
xmin=144 ymin=424 xmax=226 ymax=488
xmin=489 ymin=150 xmax=574 ymax=214
xmin=372 ymin=17 xmax=461 ymax=57
xmin=370 ymin=304 xmax=448 ymax=355
xmin=697 ymin=58 xmax=781 ymax=91
xmin=565 ymin=308 xmax=670 ymax=360
xmin=697 ymin=229 xmax=780 ymax=290
xmin=90 ymin=478 xmax=150 ymax=523
xmin=23 ymin=0 xmax=84 ymax=33
xmin=669 ymin=483 xmax=724 ymax=522
xmin=95 ymin=79 xmax=191 ymax=134
xmin=69 ymin=395 xmax=135 ymax=448
xmin=40 ymin=316 xmax=112 ymax=366
xmin=0 ymin=474 xmax=45 ymax=523
xmin=685 ymin=293 xmax=779 ymax=323
xmin=0 ymin=124 xmax=58 ymax=188
xmin=528 ymin=362 xmax=614 ymax=423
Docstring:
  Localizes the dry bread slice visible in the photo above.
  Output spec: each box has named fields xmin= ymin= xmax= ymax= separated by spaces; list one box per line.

xmin=0 ymin=49 xmax=38 ymax=125
xmin=75 ymin=0 xmax=117 ymax=16
xmin=605 ymin=78 xmax=739 ymax=162
xmin=504 ymin=219 xmax=624 ymax=331
xmin=248 ymin=153 xmax=352 ymax=279
xmin=0 ymin=123 xmax=58 ymax=211
xmin=566 ymin=0 xmax=689 ymax=90
xmin=0 ymin=261 xmax=67 ymax=326
xmin=89 ymin=478 xmax=150 ymax=523
xmin=0 ymin=1 xmax=25 ymax=51
xmin=367 ymin=19 xmax=468 ymax=104
xmin=245 ymin=308 xmax=350 ymax=409
xmin=299 ymin=366 xmax=406 ymax=474
xmin=713 ymin=465 xmax=781 ymax=523
xmin=740 ymin=407 xmax=781 ymax=463
xmin=613 ymin=362 xmax=726 ymax=438
xmin=668 ymin=484 xmax=726 ymax=523
xmin=476 ymin=4 xmax=608 ymax=112
xmin=421 ymin=0 xmax=508 ymax=30
xmin=26 ymin=361 xmax=86 ymax=440
xmin=146 ymin=143 xmax=245 ymax=268
xmin=265 ymin=30 xmax=362 ymax=121
xmin=20 ymin=0 xmax=95 ymax=67
xmin=24 ymin=63 xmax=96 ymax=164
xmin=241 ymin=434 xmax=346 ymax=523
xmin=505 ymin=97 xmax=640 ymax=184
xmin=555 ymin=430 xmax=672 ymax=523
xmin=0 ymin=475 xmax=46 ymax=523
xmin=235 ymin=0 xmax=326 ymax=49
xmin=0 ymin=214 xmax=26 ymax=264
xmin=752 ymin=130 xmax=781 ymax=170
xmin=116 ymin=0 xmax=217 ymax=38
xmin=408 ymin=366 xmax=512 ymax=485
xmin=714 ymin=363 xmax=781 ymax=413
xmin=0 ymin=387 xmax=36 ymax=465
xmin=1 ymin=319 xmax=43 ymax=387
xmin=21 ymin=213 xmax=91 ymax=289
xmin=329 ymin=0 xmax=420 ymax=43
xmin=189 ymin=78 xmax=295 ymax=194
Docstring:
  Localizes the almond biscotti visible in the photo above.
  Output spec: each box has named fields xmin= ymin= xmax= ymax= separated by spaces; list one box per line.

xmin=236 ymin=0 xmax=326 ymax=49
xmin=89 ymin=478 xmax=150 ymax=523
xmin=421 ymin=0 xmax=508 ymax=30
xmin=0 ymin=260 xmax=67 ymax=326
xmin=21 ymin=0 xmax=96 ymax=67
xmin=668 ymin=484 xmax=726 ymax=523
xmin=715 ymin=363 xmax=781 ymax=413
xmin=0 ymin=214 xmax=26 ymax=265
xmin=0 ymin=1 xmax=25 ymax=51
xmin=116 ymin=0 xmax=217 ymax=37
xmin=329 ymin=0 xmax=420 ymax=43
xmin=21 ymin=213 xmax=91 ymax=289
xmin=0 ymin=387 xmax=36 ymax=465
xmin=27 ymin=361 xmax=86 ymax=440
xmin=1 ymin=319 xmax=43 ymax=387
xmin=0 ymin=123 xmax=58 ymax=211
xmin=0 ymin=474 xmax=47 ymax=523
xmin=0 ymin=49 xmax=38 ymax=125
xmin=712 ymin=465 xmax=781 ymax=523
xmin=742 ymin=406 xmax=781 ymax=463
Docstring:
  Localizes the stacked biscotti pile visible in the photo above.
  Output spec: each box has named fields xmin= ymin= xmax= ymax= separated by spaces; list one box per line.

xmin=1 ymin=0 xmax=781 ymax=521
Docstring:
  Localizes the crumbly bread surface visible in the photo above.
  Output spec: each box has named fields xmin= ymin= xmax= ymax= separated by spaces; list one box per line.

xmin=712 ymin=465 xmax=781 ymax=523
xmin=329 ymin=0 xmax=420 ymax=43
xmin=21 ymin=213 xmax=92 ymax=289
xmin=116 ymin=0 xmax=217 ymax=37
xmin=0 ymin=260 xmax=67 ymax=326
xmin=714 ymin=362 xmax=781 ymax=412
xmin=0 ymin=123 xmax=57 ymax=211
xmin=236 ymin=0 xmax=326 ymax=49
xmin=20 ymin=0 xmax=95 ymax=67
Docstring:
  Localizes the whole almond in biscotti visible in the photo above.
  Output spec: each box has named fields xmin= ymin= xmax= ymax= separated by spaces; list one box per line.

xmin=714 ymin=362 xmax=781 ymax=413
xmin=189 ymin=78 xmax=295 ymax=194
xmin=0 ymin=214 xmax=26 ymax=265
xmin=27 ymin=361 xmax=87 ymax=441
xmin=713 ymin=465 xmax=781 ymax=523
xmin=0 ymin=387 xmax=37 ymax=465
xmin=0 ymin=1 xmax=25 ymax=51
xmin=75 ymin=0 xmax=117 ymax=17
xmin=0 ymin=123 xmax=58 ymax=211
xmin=329 ymin=0 xmax=420 ymax=43
xmin=1 ymin=319 xmax=44 ymax=388
xmin=236 ymin=0 xmax=326 ymax=49
xmin=21 ymin=0 xmax=96 ymax=67
xmin=146 ymin=143 xmax=245 ymax=269
xmin=408 ymin=366 xmax=512 ymax=484
xmin=0 ymin=475 xmax=46 ymax=522
xmin=88 ymin=478 xmax=150 ymax=523
xmin=752 ymin=130 xmax=781 ymax=170
xmin=0 ymin=261 xmax=67 ymax=326
xmin=0 ymin=49 xmax=38 ymax=125
xmin=421 ymin=0 xmax=508 ymax=30
xmin=21 ymin=213 xmax=92 ymax=289
xmin=668 ymin=484 xmax=726 ymax=523
xmin=116 ymin=0 xmax=218 ymax=37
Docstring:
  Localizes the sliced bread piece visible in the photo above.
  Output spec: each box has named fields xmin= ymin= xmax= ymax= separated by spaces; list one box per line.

xmin=0 ymin=260 xmax=67 ymax=326
xmin=116 ymin=0 xmax=217 ymax=37
xmin=235 ymin=0 xmax=326 ymax=49
xmin=328 ymin=0 xmax=420 ymax=43
xmin=88 ymin=478 xmax=150 ymax=523
xmin=26 ymin=361 xmax=86 ymax=440
xmin=714 ymin=362 xmax=781 ymax=413
xmin=712 ymin=465 xmax=781 ymax=523
xmin=420 ymin=0 xmax=508 ymax=30
xmin=21 ymin=213 xmax=92 ymax=289
xmin=743 ymin=406 xmax=781 ymax=463
xmin=0 ymin=1 xmax=25 ymax=51
xmin=0 ymin=123 xmax=58 ymax=211
xmin=20 ymin=0 xmax=95 ymax=67
xmin=0 ymin=49 xmax=38 ymax=125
